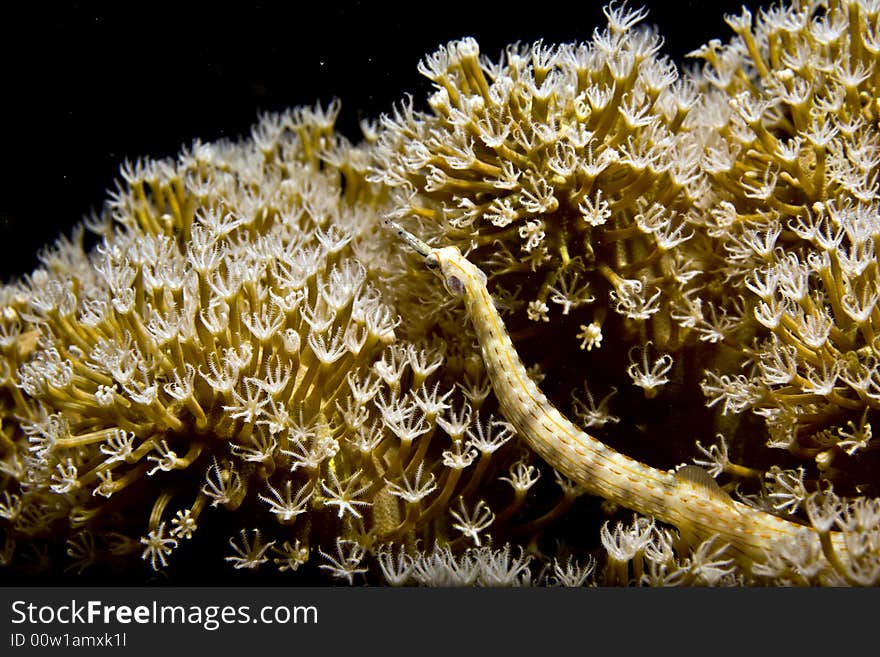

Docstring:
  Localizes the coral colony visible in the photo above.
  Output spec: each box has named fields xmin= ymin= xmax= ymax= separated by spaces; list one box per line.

xmin=2 ymin=0 xmax=880 ymax=585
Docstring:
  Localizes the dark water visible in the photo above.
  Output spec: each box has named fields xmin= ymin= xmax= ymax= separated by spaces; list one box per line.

xmin=0 ymin=0 xmax=757 ymax=280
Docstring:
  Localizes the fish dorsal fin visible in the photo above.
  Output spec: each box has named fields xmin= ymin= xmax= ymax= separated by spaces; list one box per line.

xmin=675 ymin=465 xmax=736 ymax=507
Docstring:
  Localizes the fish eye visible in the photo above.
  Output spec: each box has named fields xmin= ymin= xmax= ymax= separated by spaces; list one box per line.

xmin=445 ymin=275 xmax=465 ymax=296
xmin=425 ymin=254 xmax=439 ymax=270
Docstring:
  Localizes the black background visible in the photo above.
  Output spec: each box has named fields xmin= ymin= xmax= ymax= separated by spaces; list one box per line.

xmin=0 ymin=1 xmax=756 ymax=280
